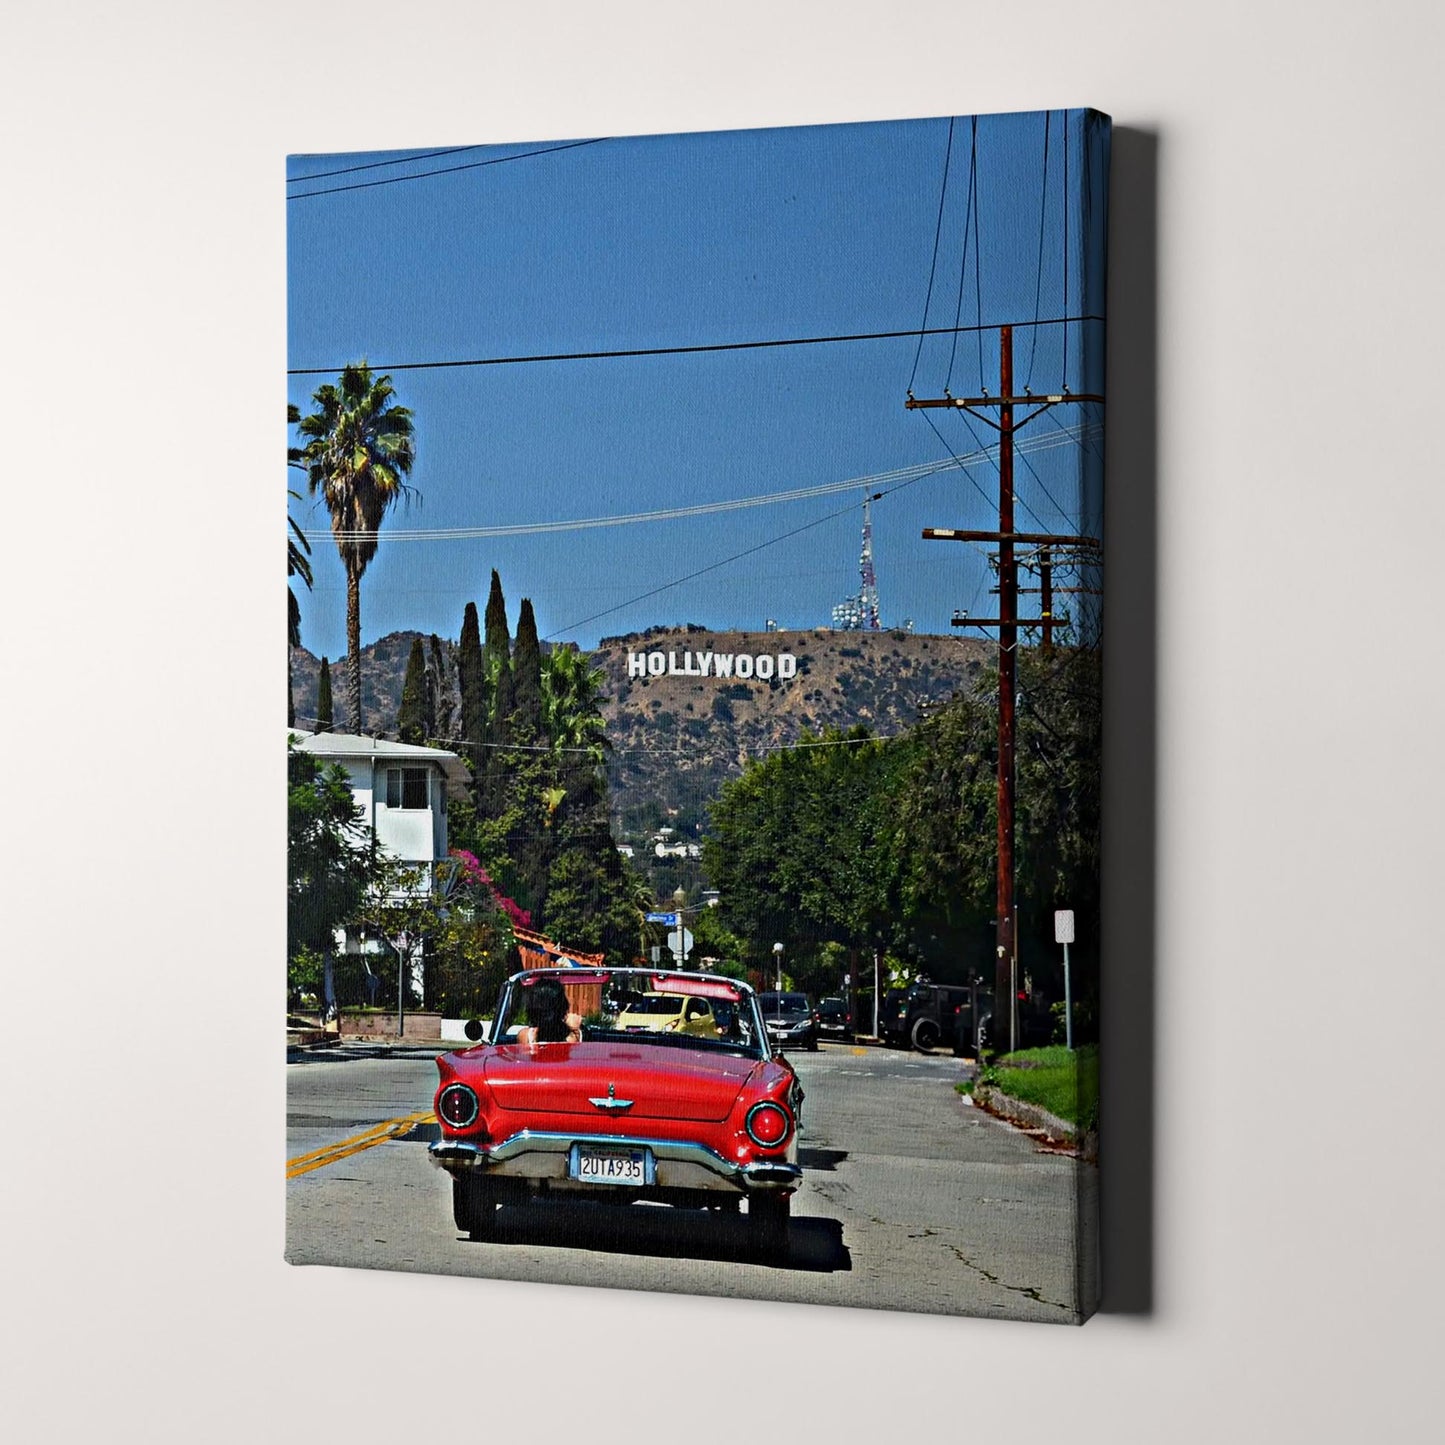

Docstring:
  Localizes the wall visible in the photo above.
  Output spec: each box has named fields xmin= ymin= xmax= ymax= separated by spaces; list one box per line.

xmin=9 ymin=4 xmax=1443 ymax=1444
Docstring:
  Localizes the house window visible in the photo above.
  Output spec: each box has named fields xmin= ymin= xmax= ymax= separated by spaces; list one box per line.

xmin=385 ymin=767 xmax=429 ymax=809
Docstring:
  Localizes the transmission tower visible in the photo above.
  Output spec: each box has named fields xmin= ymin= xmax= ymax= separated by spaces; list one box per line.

xmin=831 ymin=492 xmax=884 ymax=629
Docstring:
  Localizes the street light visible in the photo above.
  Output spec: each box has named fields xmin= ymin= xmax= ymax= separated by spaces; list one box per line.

xmin=772 ymin=942 xmax=784 ymax=992
xmin=673 ymin=886 xmax=688 ymax=965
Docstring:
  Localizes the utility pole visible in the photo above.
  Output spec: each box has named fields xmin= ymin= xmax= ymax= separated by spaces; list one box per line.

xmin=910 ymin=324 xmax=1102 ymax=1052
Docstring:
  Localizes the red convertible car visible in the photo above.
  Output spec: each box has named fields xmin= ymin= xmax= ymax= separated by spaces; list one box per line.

xmin=430 ymin=967 xmax=804 ymax=1257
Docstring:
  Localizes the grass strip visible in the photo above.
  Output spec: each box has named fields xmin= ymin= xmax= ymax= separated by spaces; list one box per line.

xmin=978 ymin=1045 xmax=1098 ymax=1128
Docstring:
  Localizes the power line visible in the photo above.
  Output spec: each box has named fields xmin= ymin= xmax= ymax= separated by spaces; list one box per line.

xmin=945 ymin=119 xmax=977 ymax=393
xmin=303 ymin=457 xmax=957 ymax=544
xmin=300 ymin=425 xmax=1098 ymax=545
xmin=908 ymin=116 xmax=955 ymax=394
xmin=538 ymin=423 xmax=1100 ymax=641
xmin=287 ymin=145 xmax=489 ymax=184
xmin=1025 ymin=111 xmax=1052 ymax=392
xmin=1063 ymin=110 xmax=1071 ymax=391
xmin=291 ymin=711 xmax=919 ymax=757
xmin=288 ymin=314 xmax=1105 ymax=376
xmin=971 ymin=118 xmax=985 ymax=388
xmin=544 ymin=495 xmax=876 ymax=640
xmin=287 ymin=137 xmax=608 ymax=200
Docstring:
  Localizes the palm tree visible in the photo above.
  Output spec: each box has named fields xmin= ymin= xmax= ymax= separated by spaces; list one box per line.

xmin=286 ymin=406 xmax=313 ymax=729
xmin=296 ymin=365 xmax=416 ymax=732
xmin=287 ymin=405 xmax=314 ymax=648
xmin=540 ymin=645 xmax=609 ymax=763
xmin=287 ymin=495 xmax=313 ymax=649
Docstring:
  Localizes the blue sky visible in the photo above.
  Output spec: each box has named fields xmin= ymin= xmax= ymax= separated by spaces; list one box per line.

xmin=286 ymin=110 xmax=1107 ymax=660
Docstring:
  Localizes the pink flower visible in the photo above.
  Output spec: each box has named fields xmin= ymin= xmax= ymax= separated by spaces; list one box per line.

xmin=449 ymin=848 xmax=529 ymax=928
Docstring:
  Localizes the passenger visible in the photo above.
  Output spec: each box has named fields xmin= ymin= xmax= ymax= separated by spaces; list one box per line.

xmin=517 ymin=977 xmax=583 ymax=1045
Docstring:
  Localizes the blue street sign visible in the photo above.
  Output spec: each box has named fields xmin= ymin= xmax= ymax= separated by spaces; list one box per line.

xmin=646 ymin=911 xmax=678 ymax=926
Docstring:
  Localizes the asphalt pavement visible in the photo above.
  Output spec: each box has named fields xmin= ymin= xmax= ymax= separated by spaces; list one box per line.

xmin=285 ymin=1040 xmax=1094 ymax=1322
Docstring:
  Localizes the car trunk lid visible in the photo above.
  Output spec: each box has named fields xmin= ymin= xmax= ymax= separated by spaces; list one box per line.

xmin=484 ymin=1041 xmax=756 ymax=1123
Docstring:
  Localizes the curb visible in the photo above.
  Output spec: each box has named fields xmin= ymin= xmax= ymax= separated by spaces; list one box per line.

xmin=973 ymin=1084 xmax=1098 ymax=1163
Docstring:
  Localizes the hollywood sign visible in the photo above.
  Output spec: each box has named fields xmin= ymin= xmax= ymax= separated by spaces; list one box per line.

xmin=627 ymin=649 xmax=798 ymax=681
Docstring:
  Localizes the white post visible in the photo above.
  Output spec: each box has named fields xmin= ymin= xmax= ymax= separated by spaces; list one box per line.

xmin=873 ymin=948 xmax=881 ymax=1039
xmin=1054 ymin=910 xmax=1076 ymax=1052
xmin=1063 ymin=940 xmax=1073 ymax=1051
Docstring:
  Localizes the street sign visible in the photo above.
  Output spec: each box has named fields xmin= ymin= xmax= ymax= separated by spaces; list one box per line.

xmin=1054 ymin=910 xmax=1075 ymax=944
xmin=646 ymin=911 xmax=678 ymax=926
xmin=667 ymin=928 xmax=694 ymax=962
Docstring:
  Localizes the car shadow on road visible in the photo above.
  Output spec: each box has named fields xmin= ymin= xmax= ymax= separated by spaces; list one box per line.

xmin=287 ymin=1043 xmax=446 ymax=1065
xmin=470 ymin=1196 xmax=852 ymax=1274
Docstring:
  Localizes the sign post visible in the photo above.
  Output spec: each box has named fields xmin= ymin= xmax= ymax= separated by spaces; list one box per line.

xmin=391 ymin=931 xmax=412 ymax=1038
xmin=1054 ymin=910 xmax=1075 ymax=1050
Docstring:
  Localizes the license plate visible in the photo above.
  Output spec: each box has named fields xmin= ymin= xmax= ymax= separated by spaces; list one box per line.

xmin=571 ymin=1147 xmax=649 ymax=1185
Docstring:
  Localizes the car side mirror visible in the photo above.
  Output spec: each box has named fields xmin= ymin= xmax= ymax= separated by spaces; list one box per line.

xmin=464 ymin=1018 xmax=484 ymax=1042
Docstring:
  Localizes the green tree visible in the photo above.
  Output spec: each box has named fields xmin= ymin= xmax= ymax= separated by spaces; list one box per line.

xmin=286 ymin=405 xmax=314 ymax=729
xmin=348 ymin=852 xmax=439 ymax=1013
xmin=888 ymin=648 xmax=1101 ymax=1017
xmin=288 ymin=741 xmax=371 ymax=1012
xmin=474 ymin=572 xmax=515 ymax=814
xmin=512 ymin=598 xmax=544 ymax=738
xmin=704 ymin=728 xmax=906 ymax=975
xmin=457 ymin=601 xmax=485 ymax=764
xmin=296 ymin=363 xmax=416 ymax=732
xmin=397 ymin=636 xmax=427 ymax=744
xmin=316 ymin=657 xmax=333 ymax=733
xmin=889 ymin=690 xmax=997 ymax=965
xmin=690 ymin=904 xmax=748 ymax=976
xmin=286 ymin=406 xmax=314 ymax=650
xmin=426 ymin=634 xmax=451 ymax=742
xmin=483 ymin=568 xmax=510 ymax=660
xmin=540 ymin=644 xmax=609 ymax=759
xmin=428 ymin=851 xmax=523 ymax=1016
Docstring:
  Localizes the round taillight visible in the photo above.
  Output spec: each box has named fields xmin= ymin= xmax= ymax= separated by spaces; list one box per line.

xmin=436 ymin=1083 xmax=479 ymax=1129
xmin=745 ymin=1101 xmax=791 ymax=1147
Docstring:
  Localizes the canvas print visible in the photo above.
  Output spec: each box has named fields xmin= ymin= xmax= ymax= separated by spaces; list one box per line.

xmin=286 ymin=109 xmax=1108 ymax=1324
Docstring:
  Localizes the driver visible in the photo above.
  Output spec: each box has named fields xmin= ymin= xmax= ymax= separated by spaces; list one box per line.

xmin=517 ymin=977 xmax=583 ymax=1045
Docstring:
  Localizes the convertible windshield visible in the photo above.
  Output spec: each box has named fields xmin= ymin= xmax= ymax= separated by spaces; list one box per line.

xmin=623 ymin=995 xmax=689 ymax=1015
xmin=493 ymin=968 xmax=768 ymax=1059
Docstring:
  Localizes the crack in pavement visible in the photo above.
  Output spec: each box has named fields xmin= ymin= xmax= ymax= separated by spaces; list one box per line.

xmin=947 ymin=1244 xmax=1070 ymax=1312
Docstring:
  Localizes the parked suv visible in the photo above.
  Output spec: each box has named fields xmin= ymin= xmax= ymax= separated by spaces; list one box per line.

xmin=878 ymin=988 xmax=912 ymax=1047
xmin=816 ymin=996 xmax=852 ymax=1042
xmin=897 ymin=982 xmax=973 ymax=1052
xmin=757 ymin=992 xmax=819 ymax=1052
xmin=950 ymin=987 xmax=1053 ymax=1057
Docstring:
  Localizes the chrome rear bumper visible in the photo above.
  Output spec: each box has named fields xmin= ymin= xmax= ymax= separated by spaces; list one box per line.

xmin=429 ymin=1130 xmax=800 ymax=1193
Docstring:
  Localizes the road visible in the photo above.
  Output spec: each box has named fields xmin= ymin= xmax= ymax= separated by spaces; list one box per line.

xmin=286 ymin=1041 xmax=1095 ymax=1323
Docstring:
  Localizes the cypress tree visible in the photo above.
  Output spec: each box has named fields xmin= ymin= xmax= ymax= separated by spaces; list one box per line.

xmin=480 ymin=572 xmax=515 ymax=817
xmin=483 ymin=569 xmax=515 ymax=745
xmin=512 ymin=598 xmax=544 ymax=738
xmin=316 ymin=657 xmax=334 ymax=732
xmin=491 ymin=651 xmax=516 ymax=741
xmin=457 ymin=603 xmax=484 ymax=761
xmin=483 ymin=569 xmax=510 ymax=663
xmin=426 ymin=633 xmax=450 ymax=742
xmin=397 ymin=637 xmax=427 ymax=744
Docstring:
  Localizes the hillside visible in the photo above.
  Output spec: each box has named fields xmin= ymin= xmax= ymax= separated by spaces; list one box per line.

xmin=289 ymin=625 xmax=993 ymax=826
xmin=592 ymin=626 xmax=990 ymax=827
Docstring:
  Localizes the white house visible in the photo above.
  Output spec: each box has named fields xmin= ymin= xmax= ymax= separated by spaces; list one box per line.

xmin=289 ymin=731 xmax=471 ymax=1002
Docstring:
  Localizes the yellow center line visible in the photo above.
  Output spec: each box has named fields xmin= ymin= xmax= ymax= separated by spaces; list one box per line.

xmin=286 ymin=1110 xmax=435 ymax=1180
